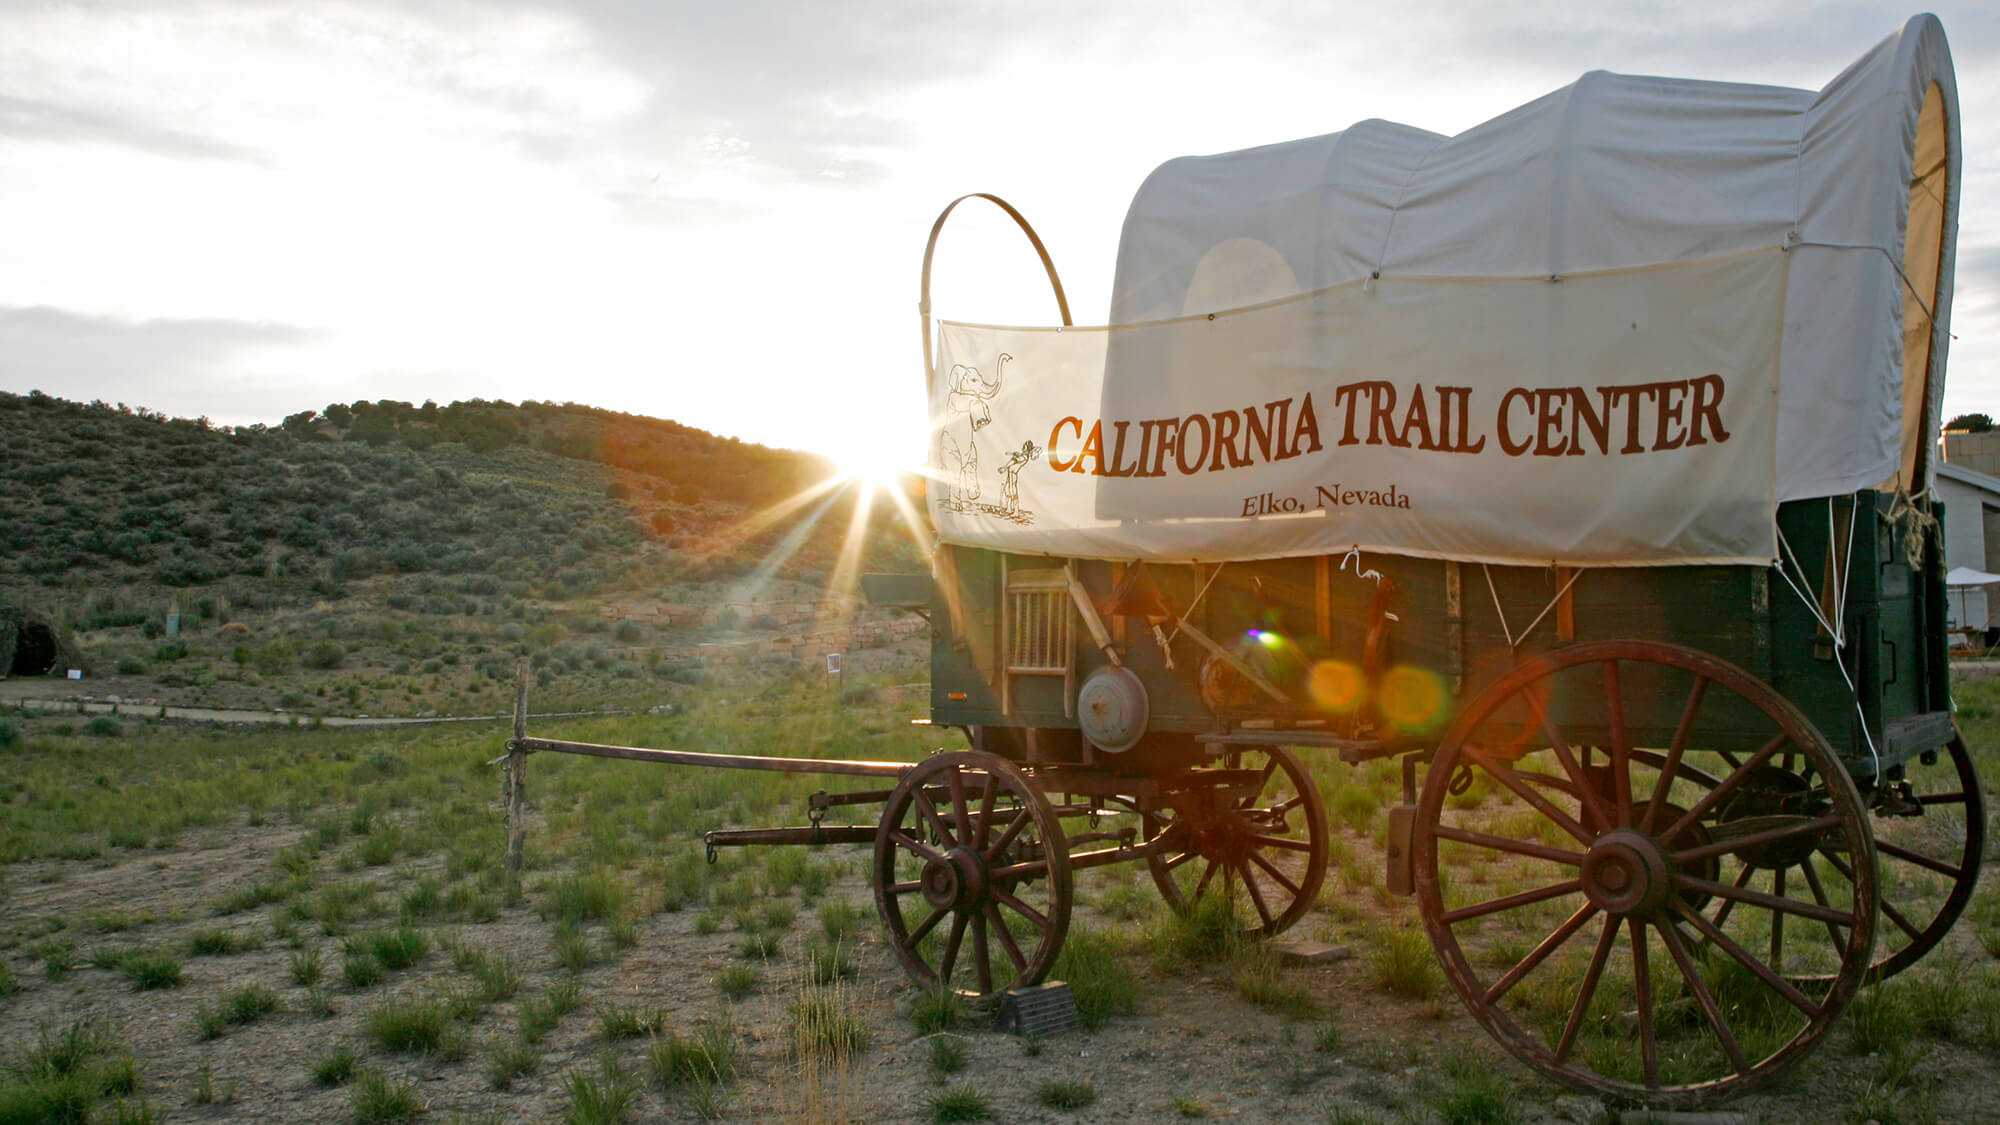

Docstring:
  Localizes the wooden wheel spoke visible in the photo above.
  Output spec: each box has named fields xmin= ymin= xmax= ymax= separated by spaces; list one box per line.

xmin=986 ymin=903 xmax=1028 ymax=974
xmin=1879 ymin=893 xmax=1925 ymax=942
xmin=1669 ymin=814 xmax=1845 ymax=865
xmin=1555 ymin=914 xmax=1621 ymax=1064
xmin=1661 ymin=732 xmax=1790 ymax=843
xmin=991 ymin=888 xmax=1051 ymax=934
xmin=1482 ymin=902 xmax=1598 ymax=1006
xmin=1464 ymin=747 xmax=1595 ymax=845
xmin=947 ymin=767 xmax=973 ymax=844
xmin=1192 ymin=857 xmax=1221 ymax=899
xmin=1796 ymin=859 xmax=1850 ymax=947
xmin=1709 ymin=862 xmax=1757 ymax=931
xmin=1643 ymin=675 xmax=1711 ymax=835
xmin=1246 ymin=848 xmax=1302 ymax=897
xmin=1677 ymin=872 xmax=1854 ymax=927
xmin=1523 ymin=687 xmax=1613 ymax=833
xmin=1769 ymin=867 xmax=1787 ymax=966
xmin=1655 ymin=916 xmax=1749 ymax=1075
xmin=1161 ymin=849 xmax=1199 ymax=872
xmin=1631 ymin=917 xmax=1658 ymax=1087
xmin=1248 ymin=833 xmax=1314 ymax=854
xmin=913 ymin=787 xmax=956 ymax=846
xmin=988 ymin=859 xmax=1050 ymax=882
xmin=1875 ymin=839 xmax=1962 ymax=879
xmin=1441 ymin=878 xmax=1582 ymax=926
xmin=1603 ymin=660 xmax=1632 ymax=828
xmin=888 ymin=830 xmax=947 ymax=866
xmin=1669 ymin=899 xmax=1821 ymax=1018
xmin=973 ymin=773 xmax=998 ymax=850
xmin=983 ymin=809 xmax=1031 ymax=861
xmin=972 ymin=909 xmax=992 ymax=994
xmin=1264 ymin=788 xmax=1312 ymax=812
xmin=1238 ymin=758 xmax=1279 ymax=809
xmin=908 ymin=904 xmax=948 ymax=945
xmin=1433 ymin=823 xmax=1584 ymax=866
xmin=937 ymin=911 xmax=969 ymax=985
xmin=1237 ymin=859 xmax=1276 ymax=928
xmin=886 ymin=879 xmax=923 ymax=896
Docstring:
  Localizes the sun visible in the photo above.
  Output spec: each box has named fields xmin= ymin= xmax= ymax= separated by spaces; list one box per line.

xmin=832 ymin=443 xmax=919 ymax=493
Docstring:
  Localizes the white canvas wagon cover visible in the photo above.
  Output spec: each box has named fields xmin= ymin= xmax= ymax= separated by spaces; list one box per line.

xmin=929 ymin=14 xmax=1958 ymax=566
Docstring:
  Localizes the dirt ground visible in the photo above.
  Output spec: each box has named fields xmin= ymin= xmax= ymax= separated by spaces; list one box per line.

xmin=2 ymin=793 xmax=1995 ymax=1125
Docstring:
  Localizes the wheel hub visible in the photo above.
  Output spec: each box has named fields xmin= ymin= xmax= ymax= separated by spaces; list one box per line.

xmin=921 ymin=846 xmax=988 ymax=910
xmin=1580 ymin=829 xmax=1674 ymax=917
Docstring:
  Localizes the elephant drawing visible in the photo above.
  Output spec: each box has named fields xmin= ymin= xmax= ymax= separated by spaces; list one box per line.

xmin=938 ymin=352 xmax=1011 ymax=513
xmin=945 ymin=352 xmax=1009 ymax=431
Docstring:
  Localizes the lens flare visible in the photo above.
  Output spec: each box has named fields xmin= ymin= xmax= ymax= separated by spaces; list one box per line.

xmin=1378 ymin=665 xmax=1451 ymax=735
xmin=1307 ymin=659 xmax=1364 ymax=713
xmin=1248 ymin=628 xmax=1286 ymax=649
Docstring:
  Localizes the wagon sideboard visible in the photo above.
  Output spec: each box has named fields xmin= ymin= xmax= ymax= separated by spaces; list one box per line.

xmin=926 ymin=490 xmax=1953 ymax=777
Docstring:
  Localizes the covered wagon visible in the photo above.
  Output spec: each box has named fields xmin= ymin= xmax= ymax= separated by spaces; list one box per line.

xmin=908 ymin=11 xmax=1975 ymax=1105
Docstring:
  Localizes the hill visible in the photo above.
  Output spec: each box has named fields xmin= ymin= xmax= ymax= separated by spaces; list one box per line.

xmin=0 ymin=391 xmax=928 ymax=715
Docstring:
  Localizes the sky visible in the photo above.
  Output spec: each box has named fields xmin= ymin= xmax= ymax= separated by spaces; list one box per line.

xmin=2 ymin=1 xmax=1996 ymax=474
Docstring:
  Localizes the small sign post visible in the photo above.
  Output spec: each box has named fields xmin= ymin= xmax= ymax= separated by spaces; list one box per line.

xmin=827 ymin=653 xmax=844 ymax=703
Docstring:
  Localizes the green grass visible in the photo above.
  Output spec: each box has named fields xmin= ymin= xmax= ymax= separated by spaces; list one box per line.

xmin=1051 ymin=926 xmax=1139 ymax=1028
xmin=0 ymin=1020 xmax=139 ymax=1125
xmin=184 ymin=926 xmax=260 ymax=957
xmin=647 ymin=1024 xmax=739 ymax=1088
xmin=348 ymin=1070 xmax=423 ymax=1124
xmin=114 ymin=949 xmax=184 ymax=991
xmin=789 ymin=986 xmax=869 ymax=1060
xmin=289 ymin=946 xmax=323 ymax=987
xmin=926 ymin=1035 xmax=968 ymax=1077
xmin=1232 ymin=944 xmax=1320 ymax=1018
xmin=1035 ymin=1079 xmax=1095 ymax=1109
xmin=597 ymin=1005 xmax=667 ymax=1041
xmin=910 ymin=989 xmax=967 ymax=1034
xmin=558 ymin=1059 xmax=638 ymax=1125
xmin=929 ymin=1085 xmax=992 ymax=1122
xmin=310 ymin=1043 xmax=362 ymax=1086
xmin=519 ymin=977 xmax=584 ymax=1044
xmin=1371 ymin=929 xmax=1440 ymax=999
xmin=714 ymin=964 xmax=759 ymax=1000
xmin=363 ymin=995 xmax=465 ymax=1057
xmin=817 ymin=899 xmax=862 ymax=942
xmin=486 ymin=1040 xmax=543 ymax=1091
xmin=539 ymin=870 xmax=630 ymax=925
xmin=194 ymin=985 xmax=280 ymax=1038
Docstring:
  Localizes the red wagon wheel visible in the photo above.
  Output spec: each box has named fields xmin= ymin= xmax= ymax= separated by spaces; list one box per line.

xmin=1146 ymin=745 xmax=1329 ymax=938
xmin=873 ymin=751 xmax=1072 ymax=1002
xmin=1833 ymin=728 xmax=1985 ymax=982
xmin=1413 ymin=641 xmax=1877 ymax=1108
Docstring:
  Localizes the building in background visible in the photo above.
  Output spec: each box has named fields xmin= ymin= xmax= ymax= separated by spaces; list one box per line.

xmin=1936 ymin=432 xmax=2000 ymax=629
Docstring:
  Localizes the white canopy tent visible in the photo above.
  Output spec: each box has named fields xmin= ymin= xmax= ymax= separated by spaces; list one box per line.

xmin=1945 ymin=565 xmax=2000 ymax=631
xmin=930 ymin=14 xmax=1959 ymax=567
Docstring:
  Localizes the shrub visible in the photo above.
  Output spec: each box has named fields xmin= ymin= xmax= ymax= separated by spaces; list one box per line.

xmin=929 ymin=1086 xmax=993 ymax=1122
xmin=347 ymin=1070 xmax=423 ymax=1124
xmin=117 ymin=949 xmax=184 ymax=991
xmin=302 ymin=641 xmax=346 ymax=670
xmin=1037 ymin=1079 xmax=1096 ymax=1109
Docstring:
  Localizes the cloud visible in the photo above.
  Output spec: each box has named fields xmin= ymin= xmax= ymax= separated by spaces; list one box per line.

xmin=0 ymin=307 xmax=317 ymax=423
xmin=0 ymin=93 xmax=264 ymax=163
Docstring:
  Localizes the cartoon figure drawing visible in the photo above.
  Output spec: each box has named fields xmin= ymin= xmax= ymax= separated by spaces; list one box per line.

xmin=992 ymin=440 xmax=1040 ymax=523
xmin=938 ymin=352 xmax=1011 ymax=514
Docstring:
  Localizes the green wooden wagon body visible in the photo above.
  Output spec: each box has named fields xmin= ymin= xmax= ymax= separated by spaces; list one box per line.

xmin=925 ymin=492 xmax=1954 ymax=781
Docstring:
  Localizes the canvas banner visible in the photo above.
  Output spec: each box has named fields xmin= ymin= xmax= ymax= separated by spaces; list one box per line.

xmin=929 ymin=250 xmax=1783 ymax=566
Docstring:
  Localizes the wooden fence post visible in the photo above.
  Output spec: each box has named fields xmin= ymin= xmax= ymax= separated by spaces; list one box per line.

xmin=504 ymin=661 xmax=528 ymax=903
